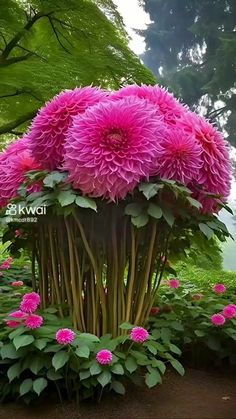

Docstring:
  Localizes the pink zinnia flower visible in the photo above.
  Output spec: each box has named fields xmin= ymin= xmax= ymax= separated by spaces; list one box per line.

xmin=64 ymin=97 xmax=165 ymax=200
xmin=25 ymin=314 xmax=44 ymax=329
xmin=0 ymin=137 xmax=41 ymax=208
xmin=222 ymin=305 xmax=236 ymax=319
xmin=20 ymin=292 xmax=40 ymax=313
xmin=6 ymin=320 xmax=21 ymax=328
xmin=11 ymin=281 xmax=24 ymax=287
xmin=211 ymin=313 xmax=226 ymax=326
xmin=179 ymin=111 xmax=231 ymax=213
xmin=130 ymin=326 xmax=149 ymax=343
xmin=150 ymin=307 xmax=160 ymax=315
xmin=29 ymin=87 xmax=108 ymax=170
xmin=56 ymin=328 xmax=76 ymax=345
xmin=153 ymin=128 xmax=203 ymax=184
xmin=9 ymin=310 xmax=27 ymax=319
xmin=22 ymin=292 xmax=41 ymax=305
xmin=111 ymin=84 xmax=187 ymax=125
xmin=96 ymin=349 xmax=113 ymax=365
xmin=213 ymin=283 xmax=226 ymax=294
xmin=168 ymin=279 xmax=180 ymax=289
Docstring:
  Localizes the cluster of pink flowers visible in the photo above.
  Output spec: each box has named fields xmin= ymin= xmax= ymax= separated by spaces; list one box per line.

xmin=11 ymin=280 xmax=24 ymax=287
xmin=0 ymin=257 xmax=13 ymax=270
xmin=0 ymin=85 xmax=231 ymax=212
xmin=6 ymin=292 xmax=43 ymax=329
xmin=211 ymin=303 xmax=236 ymax=327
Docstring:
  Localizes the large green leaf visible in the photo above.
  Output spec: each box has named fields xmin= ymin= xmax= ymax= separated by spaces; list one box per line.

xmin=97 ymin=370 xmax=112 ymax=387
xmin=13 ymin=335 xmax=35 ymax=350
xmin=33 ymin=378 xmax=48 ymax=396
xmin=52 ymin=351 xmax=69 ymax=371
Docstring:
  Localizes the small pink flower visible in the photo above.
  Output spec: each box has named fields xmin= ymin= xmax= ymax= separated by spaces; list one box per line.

xmin=56 ymin=328 xmax=76 ymax=345
xmin=150 ymin=307 xmax=160 ymax=315
xmin=11 ymin=281 xmax=24 ymax=287
xmin=192 ymin=293 xmax=204 ymax=301
xmin=20 ymin=298 xmax=38 ymax=313
xmin=22 ymin=292 xmax=41 ymax=305
xmin=9 ymin=310 xmax=27 ymax=319
xmin=15 ymin=229 xmax=23 ymax=238
xmin=222 ymin=305 xmax=236 ymax=319
xmin=6 ymin=320 xmax=21 ymax=328
xmin=0 ymin=262 xmax=11 ymax=270
xmin=25 ymin=314 xmax=44 ymax=329
xmin=168 ymin=279 xmax=180 ymax=289
xmin=213 ymin=284 xmax=226 ymax=294
xmin=211 ymin=313 xmax=226 ymax=326
xmin=130 ymin=326 xmax=149 ymax=343
xmin=96 ymin=349 xmax=113 ymax=365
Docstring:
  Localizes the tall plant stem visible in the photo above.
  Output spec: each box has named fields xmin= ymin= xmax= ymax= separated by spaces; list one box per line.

xmin=125 ymin=226 xmax=136 ymax=323
xmin=48 ymin=224 xmax=63 ymax=317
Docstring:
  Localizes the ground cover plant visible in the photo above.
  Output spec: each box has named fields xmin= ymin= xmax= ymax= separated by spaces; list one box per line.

xmin=0 ymin=83 xmax=232 ymax=401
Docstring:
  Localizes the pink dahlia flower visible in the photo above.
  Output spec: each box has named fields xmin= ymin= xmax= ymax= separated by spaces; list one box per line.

xmin=222 ymin=305 xmax=236 ymax=319
xmin=25 ymin=314 xmax=44 ymax=329
xmin=213 ymin=283 xmax=226 ymax=294
xmin=211 ymin=313 xmax=225 ymax=326
xmin=9 ymin=310 xmax=27 ymax=319
xmin=64 ymin=97 xmax=166 ymax=200
xmin=150 ymin=307 xmax=160 ymax=315
xmin=130 ymin=326 xmax=149 ymax=343
xmin=168 ymin=279 xmax=180 ymax=289
xmin=56 ymin=328 xmax=76 ymax=345
xmin=179 ymin=112 xmax=231 ymax=213
xmin=154 ymin=128 xmax=203 ymax=184
xmin=96 ymin=349 xmax=113 ymax=365
xmin=111 ymin=84 xmax=187 ymax=125
xmin=20 ymin=292 xmax=41 ymax=313
xmin=11 ymin=281 xmax=24 ymax=287
xmin=0 ymin=137 xmax=41 ymax=208
xmin=6 ymin=320 xmax=21 ymax=328
xmin=29 ymin=87 xmax=108 ymax=170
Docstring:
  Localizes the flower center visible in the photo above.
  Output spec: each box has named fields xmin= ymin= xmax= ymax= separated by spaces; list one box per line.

xmin=103 ymin=128 xmax=127 ymax=150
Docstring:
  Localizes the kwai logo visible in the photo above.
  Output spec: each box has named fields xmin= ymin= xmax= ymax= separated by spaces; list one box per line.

xmin=6 ymin=203 xmax=46 ymax=216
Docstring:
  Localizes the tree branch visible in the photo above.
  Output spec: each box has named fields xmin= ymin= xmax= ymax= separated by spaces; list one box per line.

xmin=0 ymin=53 xmax=33 ymax=67
xmin=0 ymin=110 xmax=37 ymax=135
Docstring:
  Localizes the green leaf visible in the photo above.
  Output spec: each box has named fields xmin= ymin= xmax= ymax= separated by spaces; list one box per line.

xmin=75 ymin=196 xmax=97 ymax=211
xmin=8 ymin=326 xmax=25 ymax=340
xmin=111 ymin=380 xmax=125 ymax=395
xmin=171 ymin=321 xmax=184 ymax=331
xmin=170 ymin=359 xmax=185 ymax=376
xmin=145 ymin=341 xmax=157 ymax=355
xmin=34 ymin=339 xmax=48 ymax=351
xmin=111 ymin=363 xmax=124 ymax=375
xmin=125 ymin=357 xmax=138 ymax=374
xmin=13 ymin=335 xmax=34 ymax=350
xmin=194 ymin=330 xmax=205 ymax=337
xmin=7 ymin=362 xmax=21 ymax=382
xmin=0 ymin=343 xmax=20 ymax=360
xmin=97 ymin=370 xmax=112 ymax=387
xmin=77 ymin=333 xmax=100 ymax=342
xmin=199 ymin=223 xmax=214 ymax=239
xmin=187 ymin=196 xmax=202 ymax=209
xmin=20 ymin=378 xmax=33 ymax=396
xmin=169 ymin=344 xmax=182 ymax=355
xmin=75 ymin=346 xmax=90 ymax=358
xmin=79 ymin=370 xmax=91 ymax=380
xmin=162 ymin=209 xmax=175 ymax=227
xmin=145 ymin=368 xmax=162 ymax=388
xmin=47 ymin=369 xmax=63 ymax=381
xmin=139 ymin=183 xmax=163 ymax=199
xmin=33 ymin=377 xmax=48 ymax=396
xmin=119 ymin=322 xmax=133 ymax=330
xmin=152 ymin=360 xmax=166 ymax=374
xmin=90 ymin=362 xmax=102 ymax=376
xmin=52 ymin=351 xmax=69 ymax=371
xmin=30 ymin=357 xmax=45 ymax=374
xmin=206 ymin=336 xmax=221 ymax=351
xmin=125 ymin=203 xmax=143 ymax=217
xmin=147 ymin=203 xmax=163 ymax=219
xmin=160 ymin=327 xmax=171 ymax=343
xmin=131 ymin=213 xmax=149 ymax=228
xmin=57 ymin=190 xmax=76 ymax=207
xmin=43 ymin=172 xmax=67 ymax=188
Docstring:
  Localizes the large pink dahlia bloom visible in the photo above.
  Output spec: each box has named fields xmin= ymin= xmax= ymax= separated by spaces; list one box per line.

xmin=154 ymin=128 xmax=203 ymax=184
xmin=111 ymin=84 xmax=187 ymax=125
xmin=64 ymin=97 xmax=166 ymax=200
xmin=179 ymin=112 xmax=231 ymax=212
xmin=0 ymin=137 xmax=41 ymax=208
xmin=29 ymin=87 xmax=108 ymax=170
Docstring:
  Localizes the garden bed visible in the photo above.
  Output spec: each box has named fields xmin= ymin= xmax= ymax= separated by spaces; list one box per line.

xmin=0 ymin=368 xmax=236 ymax=419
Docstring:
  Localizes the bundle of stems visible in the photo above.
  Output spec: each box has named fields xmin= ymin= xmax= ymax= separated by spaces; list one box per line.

xmin=33 ymin=204 xmax=169 ymax=337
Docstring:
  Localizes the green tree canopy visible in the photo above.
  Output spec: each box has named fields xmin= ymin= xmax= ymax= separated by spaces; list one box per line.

xmin=0 ymin=0 xmax=155 ymax=145
xmin=140 ymin=0 xmax=236 ymax=144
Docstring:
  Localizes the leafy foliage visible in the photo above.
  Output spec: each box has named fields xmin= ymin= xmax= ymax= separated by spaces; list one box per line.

xmin=0 ymin=0 xmax=155 ymax=144
xmin=140 ymin=0 xmax=236 ymax=143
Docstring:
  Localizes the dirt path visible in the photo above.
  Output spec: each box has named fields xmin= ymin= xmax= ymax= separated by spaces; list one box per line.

xmin=1 ymin=369 xmax=236 ymax=419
